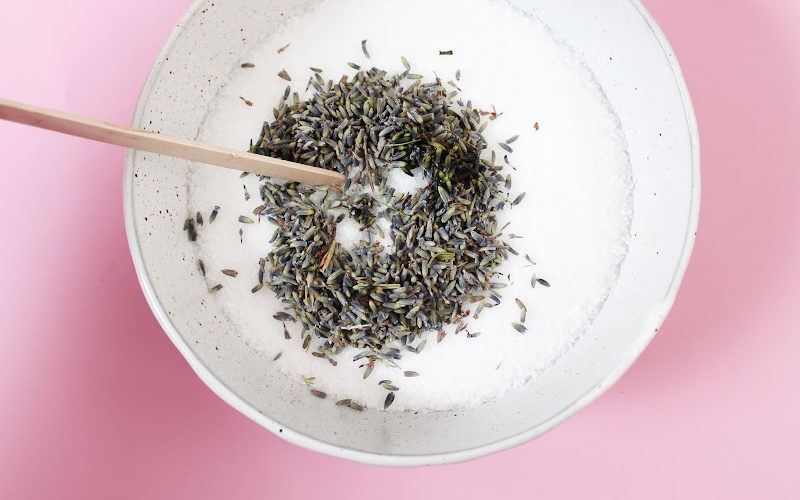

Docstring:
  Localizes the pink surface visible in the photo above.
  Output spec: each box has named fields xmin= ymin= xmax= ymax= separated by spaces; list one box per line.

xmin=1 ymin=0 xmax=799 ymax=497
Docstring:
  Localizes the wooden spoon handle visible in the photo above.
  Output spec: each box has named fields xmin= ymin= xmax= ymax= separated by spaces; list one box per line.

xmin=0 ymin=98 xmax=344 ymax=186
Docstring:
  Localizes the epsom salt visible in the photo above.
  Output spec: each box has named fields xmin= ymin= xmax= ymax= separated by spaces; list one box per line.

xmin=188 ymin=0 xmax=633 ymax=411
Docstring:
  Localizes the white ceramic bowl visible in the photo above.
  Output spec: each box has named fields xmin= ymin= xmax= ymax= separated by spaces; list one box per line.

xmin=124 ymin=0 xmax=699 ymax=465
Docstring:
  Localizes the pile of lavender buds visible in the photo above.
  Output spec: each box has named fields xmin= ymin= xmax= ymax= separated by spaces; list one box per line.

xmin=188 ymin=52 xmax=541 ymax=409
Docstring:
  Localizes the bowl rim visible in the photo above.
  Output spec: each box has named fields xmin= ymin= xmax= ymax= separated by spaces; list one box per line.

xmin=123 ymin=0 xmax=700 ymax=467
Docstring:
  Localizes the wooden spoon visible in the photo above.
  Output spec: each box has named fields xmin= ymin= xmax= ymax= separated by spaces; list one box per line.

xmin=0 ymin=98 xmax=345 ymax=186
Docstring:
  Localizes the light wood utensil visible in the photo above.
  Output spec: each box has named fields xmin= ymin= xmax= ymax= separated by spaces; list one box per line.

xmin=0 ymin=98 xmax=345 ymax=186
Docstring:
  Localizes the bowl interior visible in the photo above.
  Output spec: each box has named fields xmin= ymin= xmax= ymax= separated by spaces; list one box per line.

xmin=125 ymin=0 xmax=698 ymax=465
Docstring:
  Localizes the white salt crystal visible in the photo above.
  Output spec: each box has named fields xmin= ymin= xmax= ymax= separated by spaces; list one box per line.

xmin=188 ymin=0 xmax=633 ymax=411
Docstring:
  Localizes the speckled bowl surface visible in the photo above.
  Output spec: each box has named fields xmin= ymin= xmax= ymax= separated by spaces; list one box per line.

xmin=124 ymin=0 xmax=699 ymax=465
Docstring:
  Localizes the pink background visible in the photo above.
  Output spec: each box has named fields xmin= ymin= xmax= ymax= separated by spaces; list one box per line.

xmin=1 ymin=0 xmax=799 ymax=497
